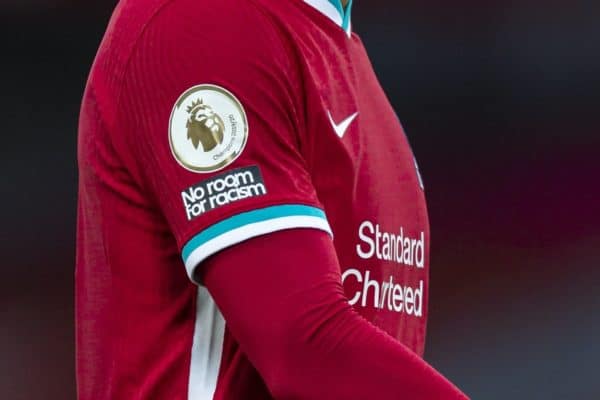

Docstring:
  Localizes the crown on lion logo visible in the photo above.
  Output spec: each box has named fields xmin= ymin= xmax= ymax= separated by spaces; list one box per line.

xmin=185 ymin=97 xmax=225 ymax=152
xmin=186 ymin=98 xmax=206 ymax=114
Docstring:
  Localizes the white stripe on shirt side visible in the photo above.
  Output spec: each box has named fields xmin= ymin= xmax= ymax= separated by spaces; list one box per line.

xmin=188 ymin=286 xmax=225 ymax=400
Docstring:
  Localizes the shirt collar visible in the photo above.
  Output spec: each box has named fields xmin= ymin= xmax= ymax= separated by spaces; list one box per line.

xmin=303 ymin=0 xmax=354 ymax=36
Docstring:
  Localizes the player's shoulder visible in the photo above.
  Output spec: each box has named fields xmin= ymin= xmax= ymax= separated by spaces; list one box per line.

xmin=91 ymin=0 xmax=295 ymax=126
xmin=94 ymin=0 xmax=290 ymax=77
xmin=113 ymin=0 xmax=287 ymax=57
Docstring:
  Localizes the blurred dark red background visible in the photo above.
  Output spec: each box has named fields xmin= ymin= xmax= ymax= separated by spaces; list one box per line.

xmin=1 ymin=1 xmax=598 ymax=399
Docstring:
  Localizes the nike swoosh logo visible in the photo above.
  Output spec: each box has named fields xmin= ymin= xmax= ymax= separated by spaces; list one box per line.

xmin=328 ymin=111 xmax=359 ymax=139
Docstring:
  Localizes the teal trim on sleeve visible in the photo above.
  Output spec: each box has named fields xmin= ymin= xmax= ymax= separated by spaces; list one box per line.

xmin=181 ymin=204 xmax=328 ymax=262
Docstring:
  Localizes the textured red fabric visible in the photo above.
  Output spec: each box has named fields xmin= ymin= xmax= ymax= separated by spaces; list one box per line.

xmin=202 ymin=229 xmax=468 ymax=399
xmin=77 ymin=0 xmax=467 ymax=398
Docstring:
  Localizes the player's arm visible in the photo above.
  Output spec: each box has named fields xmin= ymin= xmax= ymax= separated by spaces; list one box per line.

xmin=112 ymin=2 xmax=468 ymax=398
xmin=200 ymin=228 xmax=468 ymax=399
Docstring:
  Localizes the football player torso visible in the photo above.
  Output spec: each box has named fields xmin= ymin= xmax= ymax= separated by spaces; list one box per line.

xmin=276 ymin=0 xmax=430 ymax=352
xmin=77 ymin=0 xmax=429 ymax=399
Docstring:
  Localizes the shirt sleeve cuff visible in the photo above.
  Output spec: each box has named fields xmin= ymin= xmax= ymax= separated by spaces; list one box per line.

xmin=181 ymin=204 xmax=333 ymax=282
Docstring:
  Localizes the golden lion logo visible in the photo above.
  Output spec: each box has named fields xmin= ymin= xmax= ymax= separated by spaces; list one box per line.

xmin=186 ymin=98 xmax=225 ymax=151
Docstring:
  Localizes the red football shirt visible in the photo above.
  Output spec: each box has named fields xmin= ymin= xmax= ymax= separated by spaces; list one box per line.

xmin=77 ymin=0 xmax=430 ymax=398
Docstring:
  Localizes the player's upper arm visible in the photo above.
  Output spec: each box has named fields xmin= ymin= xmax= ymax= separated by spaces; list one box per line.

xmin=112 ymin=0 xmax=330 ymax=281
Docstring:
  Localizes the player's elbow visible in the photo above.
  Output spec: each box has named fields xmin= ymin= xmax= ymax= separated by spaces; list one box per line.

xmin=259 ymin=295 xmax=356 ymax=398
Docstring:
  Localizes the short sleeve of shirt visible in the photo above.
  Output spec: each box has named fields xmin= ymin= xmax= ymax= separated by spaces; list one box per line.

xmin=113 ymin=1 xmax=331 ymax=280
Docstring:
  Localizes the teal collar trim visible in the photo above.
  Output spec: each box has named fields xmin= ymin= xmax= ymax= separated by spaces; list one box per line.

xmin=328 ymin=0 xmax=353 ymax=32
xmin=303 ymin=0 xmax=354 ymax=36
